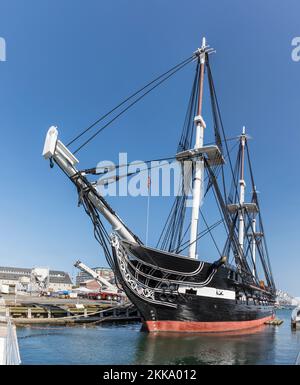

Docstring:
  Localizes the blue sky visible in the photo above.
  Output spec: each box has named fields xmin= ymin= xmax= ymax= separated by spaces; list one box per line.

xmin=0 ymin=0 xmax=299 ymax=295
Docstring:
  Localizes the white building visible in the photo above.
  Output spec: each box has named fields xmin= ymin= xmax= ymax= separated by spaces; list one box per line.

xmin=0 ymin=266 xmax=73 ymax=293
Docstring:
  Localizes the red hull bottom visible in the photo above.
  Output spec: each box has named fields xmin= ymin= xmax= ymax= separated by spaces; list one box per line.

xmin=145 ymin=315 xmax=274 ymax=333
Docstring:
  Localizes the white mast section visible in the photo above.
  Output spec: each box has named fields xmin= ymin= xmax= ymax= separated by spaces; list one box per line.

xmin=189 ymin=38 xmax=207 ymax=259
xmin=238 ymin=126 xmax=246 ymax=252
xmin=42 ymin=126 xmax=138 ymax=244
xmin=251 ymin=218 xmax=256 ymax=277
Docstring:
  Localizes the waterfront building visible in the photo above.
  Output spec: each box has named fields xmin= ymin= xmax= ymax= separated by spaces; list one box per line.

xmin=0 ymin=266 xmax=73 ymax=293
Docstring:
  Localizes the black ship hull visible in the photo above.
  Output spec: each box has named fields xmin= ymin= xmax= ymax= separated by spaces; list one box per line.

xmin=111 ymin=235 xmax=275 ymax=332
xmin=126 ymin=289 xmax=274 ymax=332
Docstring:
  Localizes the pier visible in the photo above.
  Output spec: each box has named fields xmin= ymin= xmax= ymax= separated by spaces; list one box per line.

xmin=2 ymin=296 xmax=141 ymax=325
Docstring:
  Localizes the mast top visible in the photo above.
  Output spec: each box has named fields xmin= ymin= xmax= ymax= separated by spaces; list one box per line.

xmin=240 ymin=126 xmax=251 ymax=143
xmin=240 ymin=125 xmax=250 ymax=143
xmin=194 ymin=37 xmax=215 ymax=59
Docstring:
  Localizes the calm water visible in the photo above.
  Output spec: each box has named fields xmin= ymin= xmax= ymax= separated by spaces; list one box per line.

xmin=17 ymin=309 xmax=300 ymax=365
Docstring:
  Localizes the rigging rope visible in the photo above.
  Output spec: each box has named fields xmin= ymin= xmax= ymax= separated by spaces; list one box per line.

xmin=82 ymin=135 xmax=237 ymax=176
xmin=177 ymin=219 xmax=224 ymax=254
xmin=245 ymin=141 xmax=275 ymax=289
xmin=68 ymin=56 xmax=195 ymax=154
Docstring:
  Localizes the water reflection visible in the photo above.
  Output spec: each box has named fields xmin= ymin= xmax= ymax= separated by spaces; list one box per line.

xmin=134 ymin=324 xmax=277 ymax=365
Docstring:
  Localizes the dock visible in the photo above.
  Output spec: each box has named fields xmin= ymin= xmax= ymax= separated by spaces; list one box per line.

xmin=3 ymin=300 xmax=141 ymax=325
xmin=0 ymin=299 xmax=21 ymax=365
xmin=264 ymin=319 xmax=284 ymax=326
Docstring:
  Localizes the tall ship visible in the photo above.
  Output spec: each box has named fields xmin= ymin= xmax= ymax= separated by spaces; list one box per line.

xmin=42 ymin=38 xmax=276 ymax=332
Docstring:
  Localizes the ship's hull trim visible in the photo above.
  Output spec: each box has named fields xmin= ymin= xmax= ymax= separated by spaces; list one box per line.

xmin=145 ymin=315 xmax=274 ymax=333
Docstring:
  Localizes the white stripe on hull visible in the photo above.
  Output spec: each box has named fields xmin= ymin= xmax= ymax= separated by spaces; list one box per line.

xmin=178 ymin=285 xmax=236 ymax=300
